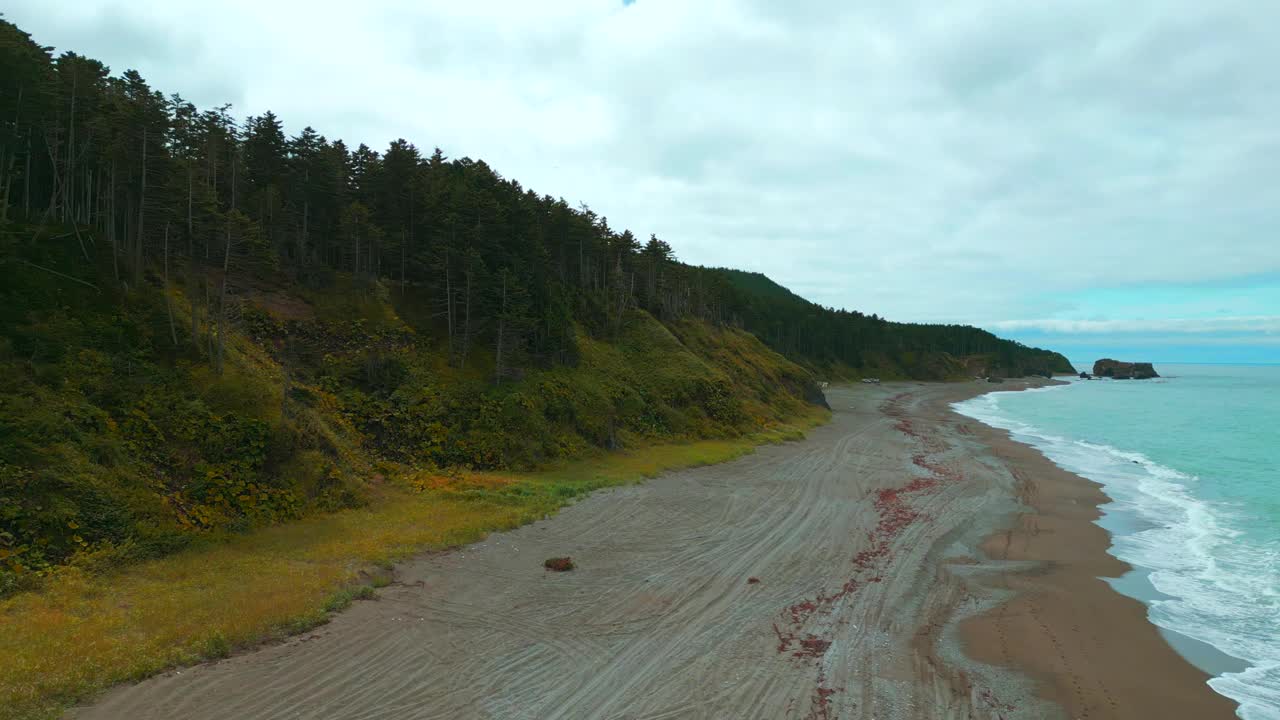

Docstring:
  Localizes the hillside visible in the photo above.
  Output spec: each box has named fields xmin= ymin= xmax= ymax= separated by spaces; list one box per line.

xmin=2 ymin=16 xmax=1066 ymax=590
xmin=0 ymin=234 xmax=822 ymax=589
xmin=712 ymin=269 xmax=1074 ymax=379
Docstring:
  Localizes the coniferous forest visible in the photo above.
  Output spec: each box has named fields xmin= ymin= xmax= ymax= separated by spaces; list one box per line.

xmin=0 ymin=19 xmax=1071 ymax=585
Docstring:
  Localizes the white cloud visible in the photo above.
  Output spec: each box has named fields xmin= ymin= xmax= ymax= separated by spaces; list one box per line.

xmin=991 ymin=316 xmax=1280 ymax=335
xmin=7 ymin=0 xmax=1280 ymax=329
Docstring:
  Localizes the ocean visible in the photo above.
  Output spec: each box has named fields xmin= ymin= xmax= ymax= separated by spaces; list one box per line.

xmin=954 ymin=364 xmax=1279 ymax=720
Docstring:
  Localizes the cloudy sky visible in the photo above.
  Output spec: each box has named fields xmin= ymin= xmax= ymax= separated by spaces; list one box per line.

xmin=9 ymin=0 xmax=1279 ymax=363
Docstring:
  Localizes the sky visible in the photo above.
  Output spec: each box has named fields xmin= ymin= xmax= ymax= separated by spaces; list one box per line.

xmin=7 ymin=0 xmax=1279 ymax=363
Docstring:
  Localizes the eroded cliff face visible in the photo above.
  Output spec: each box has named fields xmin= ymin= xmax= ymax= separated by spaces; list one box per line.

xmin=1093 ymin=358 xmax=1160 ymax=379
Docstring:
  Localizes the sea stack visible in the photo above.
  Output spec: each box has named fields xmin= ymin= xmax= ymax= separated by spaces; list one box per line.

xmin=1092 ymin=358 xmax=1159 ymax=380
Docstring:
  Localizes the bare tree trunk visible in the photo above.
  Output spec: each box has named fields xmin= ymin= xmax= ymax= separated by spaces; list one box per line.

xmin=406 ymin=197 xmax=414 ymax=293
xmin=445 ymin=247 xmax=454 ymax=362
xmin=24 ymin=132 xmax=32 ymax=218
xmin=82 ymin=165 xmax=93 ymax=226
xmin=494 ymin=272 xmax=507 ymax=385
xmin=134 ymin=127 xmax=147 ymax=285
xmin=619 ymin=271 xmax=633 ymax=329
xmin=93 ymin=167 xmax=102 ymax=230
xmin=109 ymin=160 xmax=119 ymax=281
xmin=216 ymin=221 xmax=232 ymax=373
xmin=186 ymin=164 xmax=193 ymax=256
xmin=0 ymin=149 xmax=8 ymax=223
xmin=185 ymin=166 xmax=200 ymax=349
xmin=43 ymin=128 xmax=62 ymax=222
xmin=460 ymin=257 xmax=472 ymax=370
xmin=301 ymin=198 xmax=309 ymax=266
xmin=230 ymin=150 xmax=236 ymax=210
xmin=300 ymin=168 xmax=309 ymax=267
xmin=72 ymin=223 xmax=90 ymax=262
xmin=65 ymin=71 xmax=77 ymax=224
xmin=1 ymin=86 xmax=21 ymax=222
xmin=191 ymin=274 xmax=201 ymax=349
xmin=164 ymin=222 xmax=177 ymax=346
xmin=0 ymin=150 xmax=14 ymax=223
xmin=205 ymin=282 xmax=214 ymax=358
xmin=206 ymin=143 xmax=214 ymax=260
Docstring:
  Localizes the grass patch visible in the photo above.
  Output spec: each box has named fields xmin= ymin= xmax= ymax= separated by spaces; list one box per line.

xmin=323 ymin=584 xmax=378 ymax=613
xmin=0 ymin=405 xmax=827 ymax=720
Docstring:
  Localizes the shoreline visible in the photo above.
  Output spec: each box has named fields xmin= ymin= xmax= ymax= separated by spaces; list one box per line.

xmin=945 ymin=381 xmax=1240 ymax=719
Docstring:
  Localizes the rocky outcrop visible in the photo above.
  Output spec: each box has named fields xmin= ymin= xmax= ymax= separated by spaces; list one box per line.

xmin=803 ymin=379 xmax=832 ymax=409
xmin=1092 ymin=359 xmax=1159 ymax=380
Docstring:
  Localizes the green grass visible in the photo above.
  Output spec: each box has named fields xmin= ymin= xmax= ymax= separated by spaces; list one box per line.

xmin=322 ymin=584 xmax=378 ymax=613
xmin=0 ymin=404 xmax=827 ymax=720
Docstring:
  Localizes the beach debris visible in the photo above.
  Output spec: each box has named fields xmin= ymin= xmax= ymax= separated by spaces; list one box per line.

xmin=543 ymin=557 xmax=575 ymax=572
xmin=811 ymin=673 xmax=839 ymax=720
xmin=768 ymin=391 xmax=967 ymax=720
xmin=795 ymin=635 xmax=832 ymax=659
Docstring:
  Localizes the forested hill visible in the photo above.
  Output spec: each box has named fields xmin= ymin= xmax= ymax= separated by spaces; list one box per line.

xmin=712 ymin=269 xmax=1074 ymax=378
xmin=1 ymin=19 xmax=1067 ymax=583
xmin=0 ymin=19 xmax=1069 ymax=381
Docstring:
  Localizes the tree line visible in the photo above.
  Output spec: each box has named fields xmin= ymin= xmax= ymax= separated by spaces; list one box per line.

xmin=0 ymin=18 xmax=1071 ymax=379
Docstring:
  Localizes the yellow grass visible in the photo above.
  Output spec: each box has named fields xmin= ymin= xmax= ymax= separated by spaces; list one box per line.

xmin=0 ymin=406 xmax=828 ymax=720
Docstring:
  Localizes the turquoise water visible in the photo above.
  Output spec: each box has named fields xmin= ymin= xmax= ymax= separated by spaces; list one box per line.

xmin=954 ymin=365 xmax=1280 ymax=720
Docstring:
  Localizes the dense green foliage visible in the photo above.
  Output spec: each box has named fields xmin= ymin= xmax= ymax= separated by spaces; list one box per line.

xmin=0 ymin=229 xmax=817 ymax=591
xmin=712 ymin=269 xmax=1074 ymax=378
xmin=0 ymin=18 xmax=1067 ymax=588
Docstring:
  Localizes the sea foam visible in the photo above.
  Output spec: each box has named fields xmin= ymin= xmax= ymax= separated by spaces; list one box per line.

xmin=954 ymin=382 xmax=1280 ymax=720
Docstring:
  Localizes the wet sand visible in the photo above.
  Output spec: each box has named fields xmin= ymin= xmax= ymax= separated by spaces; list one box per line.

xmin=70 ymin=381 xmax=1236 ymax=719
xmin=955 ymin=391 xmax=1240 ymax=719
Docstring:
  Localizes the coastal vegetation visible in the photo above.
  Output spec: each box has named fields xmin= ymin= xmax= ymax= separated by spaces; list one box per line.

xmin=1 ymin=16 xmax=1068 ymax=717
xmin=0 ymin=16 xmax=1068 ymax=588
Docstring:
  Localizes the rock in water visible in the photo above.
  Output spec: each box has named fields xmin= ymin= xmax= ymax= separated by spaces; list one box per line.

xmin=1092 ymin=358 xmax=1159 ymax=380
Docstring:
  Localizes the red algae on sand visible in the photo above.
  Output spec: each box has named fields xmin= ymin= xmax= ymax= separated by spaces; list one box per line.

xmin=769 ymin=393 xmax=966 ymax=719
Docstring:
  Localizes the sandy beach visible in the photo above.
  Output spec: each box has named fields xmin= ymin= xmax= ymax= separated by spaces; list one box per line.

xmin=71 ymin=382 xmax=1236 ymax=719
xmin=956 ymin=394 xmax=1240 ymax=719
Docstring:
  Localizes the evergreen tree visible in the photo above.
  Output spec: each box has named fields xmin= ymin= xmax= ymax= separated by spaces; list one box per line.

xmin=0 ymin=15 xmax=1072 ymax=382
